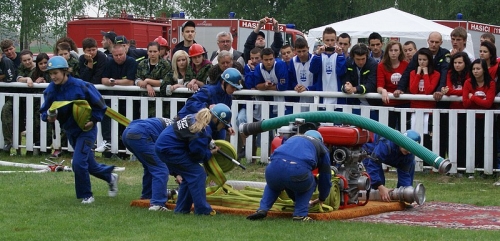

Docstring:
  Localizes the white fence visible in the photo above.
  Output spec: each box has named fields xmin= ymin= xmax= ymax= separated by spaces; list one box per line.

xmin=0 ymin=82 xmax=499 ymax=174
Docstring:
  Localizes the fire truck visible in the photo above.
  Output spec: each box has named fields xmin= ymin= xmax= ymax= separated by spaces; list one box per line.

xmin=66 ymin=14 xmax=305 ymax=55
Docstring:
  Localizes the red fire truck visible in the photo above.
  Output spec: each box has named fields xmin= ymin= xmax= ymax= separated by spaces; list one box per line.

xmin=67 ymin=15 xmax=305 ymax=55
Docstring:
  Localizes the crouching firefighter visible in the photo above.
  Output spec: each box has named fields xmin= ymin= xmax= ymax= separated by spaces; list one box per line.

xmin=247 ymin=130 xmax=332 ymax=221
xmin=362 ymin=130 xmax=421 ymax=202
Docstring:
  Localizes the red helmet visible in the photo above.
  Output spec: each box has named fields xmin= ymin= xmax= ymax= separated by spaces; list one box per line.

xmin=189 ymin=43 xmax=205 ymax=57
xmin=154 ymin=36 xmax=169 ymax=50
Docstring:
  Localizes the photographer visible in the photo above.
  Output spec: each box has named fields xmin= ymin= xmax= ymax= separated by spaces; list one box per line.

xmin=243 ymin=17 xmax=283 ymax=62
xmin=309 ymin=27 xmax=346 ymax=105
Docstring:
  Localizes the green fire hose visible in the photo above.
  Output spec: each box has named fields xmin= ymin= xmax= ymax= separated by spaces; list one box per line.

xmin=240 ymin=111 xmax=451 ymax=174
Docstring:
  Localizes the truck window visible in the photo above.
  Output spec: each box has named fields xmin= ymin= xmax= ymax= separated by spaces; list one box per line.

xmin=286 ymin=33 xmax=294 ymax=47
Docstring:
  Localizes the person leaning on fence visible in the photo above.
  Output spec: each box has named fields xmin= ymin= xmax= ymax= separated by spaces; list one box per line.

xmin=342 ymin=43 xmax=381 ymax=119
xmin=78 ymin=37 xmax=108 ymax=85
xmin=362 ymin=130 xmax=420 ymax=203
xmin=408 ymin=48 xmax=440 ymax=150
xmin=0 ymin=51 xmax=23 ymax=154
xmin=289 ymin=38 xmax=317 ymax=112
xmin=122 ymin=117 xmax=176 ymax=211
xmin=97 ymin=43 xmax=138 ymax=157
xmin=247 ymin=130 xmax=332 ymax=222
xmin=309 ymin=27 xmax=347 ymax=105
xmin=207 ymin=50 xmax=244 ymax=85
xmin=376 ymin=41 xmax=410 ymax=130
xmin=394 ymin=33 xmax=450 ymax=159
xmin=39 ymin=56 xmax=118 ymax=204
xmin=135 ymin=41 xmax=172 ymax=98
xmin=253 ymin=47 xmax=291 ymax=115
xmin=155 ymin=104 xmax=234 ymax=215
xmin=462 ymin=58 xmax=497 ymax=171
xmin=236 ymin=47 xmax=262 ymax=160
xmin=29 ymin=53 xmax=52 ymax=156
xmin=185 ymin=43 xmax=212 ymax=89
xmin=441 ymin=52 xmax=471 ymax=170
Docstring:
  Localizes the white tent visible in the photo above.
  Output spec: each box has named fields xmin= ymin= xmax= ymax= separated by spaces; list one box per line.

xmin=307 ymin=7 xmax=474 ymax=56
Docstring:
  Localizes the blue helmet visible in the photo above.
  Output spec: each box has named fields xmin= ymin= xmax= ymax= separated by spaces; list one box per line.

xmin=221 ymin=68 xmax=243 ymax=89
xmin=47 ymin=56 xmax=69 ymax=70
xmin=404 ymin=130 xmax=421 ymax=144
xmin=304 ymin=130 xmax=323 ymax=142
xmin=210 ymin=103 xmax=232 ymax=128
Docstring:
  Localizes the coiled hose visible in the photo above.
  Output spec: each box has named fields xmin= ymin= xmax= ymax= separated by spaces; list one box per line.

xmin=240 ymin=111 xmax=451 ymax=174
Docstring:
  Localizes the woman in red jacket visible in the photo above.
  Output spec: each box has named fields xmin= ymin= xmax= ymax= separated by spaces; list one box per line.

xmin=408 ymin=48 xmax=440 ymax=149
xmin=442 ymin=52 xmax=471 ymax=170
xmin=377 ymin=41 xmax=409 ymax=130
xmin=462 ymin=58 xmax=497 ymax=170
xmin=479 ymin=41 xmax=498 ymax=80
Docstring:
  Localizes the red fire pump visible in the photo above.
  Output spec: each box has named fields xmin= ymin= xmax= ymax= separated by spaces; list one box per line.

xmin=271 ymin=119 xmax=372 ymax=209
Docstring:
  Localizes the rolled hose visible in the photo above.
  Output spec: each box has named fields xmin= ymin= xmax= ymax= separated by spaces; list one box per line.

xmin=240 ymin=111 xmax=451 ymax=174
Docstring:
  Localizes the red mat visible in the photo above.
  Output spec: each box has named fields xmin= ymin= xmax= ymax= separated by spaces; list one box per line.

xmin=131 ymin=199 xmax=405 ymax=220
xmin=350 ymin=202 xmax=500 ymax=230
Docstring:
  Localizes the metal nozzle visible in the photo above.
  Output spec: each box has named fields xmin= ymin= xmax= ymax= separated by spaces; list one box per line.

xmin=438 ymin=159 xmax=452 ymax=174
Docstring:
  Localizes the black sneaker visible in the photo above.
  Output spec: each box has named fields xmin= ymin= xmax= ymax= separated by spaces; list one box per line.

xmin=238 ymin=146 xmax=246 ymax=160
xmin=246 ymin=210 xmax=267 ymax=220
xmin=292 ymin=216 xmax=314 ymax=222
xmin=3 ymin=143 xmax=12 ymax=152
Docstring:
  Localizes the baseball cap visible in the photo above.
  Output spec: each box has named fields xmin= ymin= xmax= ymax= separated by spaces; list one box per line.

xmin=182 ymin=21 xmax=196 ymax=32
xmin=257 ymin=31 xmax=265 ymax=39
xmin=101 ymin=31 xmax=117 ymax=41
xmin=114 ymin=35 xmax=128 ymax=44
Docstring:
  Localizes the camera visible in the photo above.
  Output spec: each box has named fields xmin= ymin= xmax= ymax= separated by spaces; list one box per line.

xmin=325 ymin=46 xmax=336 ymax=52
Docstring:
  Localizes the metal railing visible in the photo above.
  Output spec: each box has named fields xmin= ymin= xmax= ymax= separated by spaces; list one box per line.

xmin=0 ymin=82 xmax=498 ymax=174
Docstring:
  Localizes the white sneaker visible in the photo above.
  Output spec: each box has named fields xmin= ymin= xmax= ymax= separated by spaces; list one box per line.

xmin=108 ymin=173 xmax=118 ymax=197
xmin=95 ymin=140 xmax=111 ymax=152
xmin=82 ymin=196 xmax=95 ymax=204
xmin=494 ymin=180 xmax=500 ymax=186
xmin=149 ymin=205 xmax=170 ymax=211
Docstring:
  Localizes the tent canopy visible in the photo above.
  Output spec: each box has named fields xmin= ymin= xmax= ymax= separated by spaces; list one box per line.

xmin=307 ymin=8 xmax=474 ymax=55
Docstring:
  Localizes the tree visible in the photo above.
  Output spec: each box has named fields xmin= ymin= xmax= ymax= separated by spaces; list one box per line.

xmin=0 ymin=0 xmax=88 ymax=51
xmin=95 ymin=0 xmax=175 ymax=19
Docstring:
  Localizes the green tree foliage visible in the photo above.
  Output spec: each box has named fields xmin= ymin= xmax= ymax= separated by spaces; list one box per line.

xmin=176 ymin=0 xmax=500 ymax=33
xmin=0 ymin=0 xmax=88 ymax=51
xmin=96 ymin=0 xmax=175 ymax=19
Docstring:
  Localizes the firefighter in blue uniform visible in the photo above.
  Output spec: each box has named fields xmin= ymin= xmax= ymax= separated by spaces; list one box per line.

xmin=177 ymin=67 xmax=242 ymax=119
xmin=155 ymin=103 xmax=233 ymax=215
xmin=362 ymin=130 xmax=421 ymax=202
xmin=122 ymin=117 xmax=174 ymax=211
xmin=39 ymin=56 xmax=117 ymax=204
xmin=247 ymin=130 xmax=332 ymax=221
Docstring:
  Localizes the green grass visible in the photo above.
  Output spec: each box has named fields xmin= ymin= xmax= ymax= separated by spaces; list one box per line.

xmin=0 ymin=155 xmax=499 ymax=240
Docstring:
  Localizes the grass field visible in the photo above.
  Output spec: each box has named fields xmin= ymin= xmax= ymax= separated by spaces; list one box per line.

xmin=1 ymin=154 xmax=499 ymax=241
